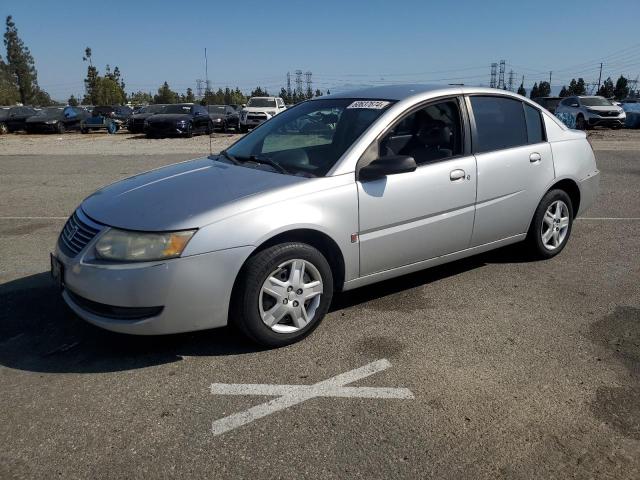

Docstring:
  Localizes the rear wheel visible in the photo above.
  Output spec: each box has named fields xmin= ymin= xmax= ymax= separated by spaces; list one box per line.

xmin=56 ymin=122 xmax=66 ymax=134
xmin=575 ymin=114 xmax=586 ymax=130
xmin=0 ymin=122 xmax=8 ymax=134
xmin=232 ymin=242 xmax=333 ymax=347
xmin=526 ymin=189 xmax=573 ymax=259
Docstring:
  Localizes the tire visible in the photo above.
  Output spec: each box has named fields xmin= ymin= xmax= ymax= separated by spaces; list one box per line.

xmin=575 ymin=115 xmax=585 ymax=130
xmin=206 ymin=121 xmax=213 ymax=135
xmin=80 ymin=127 xmax=89 ymax=134
xmin=232 ymin=242 xmax=334 ymax=347
xmin=526 ymin=189 xmax=574 ymax=259
xmin=0 ymin=122 xmax=8 ymax=135
xmin=184 ymin=122 xmax=193 ymax=138
xmin=56 ymin=122 xmax=66 ymax=134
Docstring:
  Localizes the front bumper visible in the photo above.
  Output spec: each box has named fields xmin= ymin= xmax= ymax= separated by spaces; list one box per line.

xmin=586 ymin=114 xmax=625 ymax=127
xmin=145 ymin=123 xmax=190 ymax=136
xmin=53 ymin=221 xmax=253 ymax=335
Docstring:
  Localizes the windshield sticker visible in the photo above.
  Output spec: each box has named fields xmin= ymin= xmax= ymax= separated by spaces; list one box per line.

xmin=347 ymin=100 xmax=390 ymax=109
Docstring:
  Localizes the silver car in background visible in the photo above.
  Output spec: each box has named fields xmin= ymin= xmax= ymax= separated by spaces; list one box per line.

xmin=554 ymin=95 xmax=626 ymax=130
xmin=51 ymin=85 xmax=600 ymax=346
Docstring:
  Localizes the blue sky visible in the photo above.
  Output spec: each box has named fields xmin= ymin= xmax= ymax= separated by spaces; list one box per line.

xmin=3 ymin=0 xmax=640 ymax=100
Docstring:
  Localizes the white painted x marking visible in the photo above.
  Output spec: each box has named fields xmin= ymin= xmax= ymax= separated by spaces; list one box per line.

xmin=209 ymin=359 xmax=413 ymax=435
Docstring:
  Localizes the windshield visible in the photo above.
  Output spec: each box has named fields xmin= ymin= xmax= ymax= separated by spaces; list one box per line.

xmin=581 ymin=97 xmax=613 ymax=107
xmin=207 ymin=105 xmax=226 ymax=113
xmin=247 ymin=98 xmax=277 ymax=108
xmin=163 ymin=104 xmax=192 ymax=114
xmin=223 ymin=98 xmax=394 ymax=177
xmin=141 ymin=104 xmax=165 ymax=114
xmin=35 ymin=107 xmax=62 ymax=116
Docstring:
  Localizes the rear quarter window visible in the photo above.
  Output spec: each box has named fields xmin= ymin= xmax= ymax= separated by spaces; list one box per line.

xmin=470 ymin=96 xmax=528 ymax=153
xmin=524 ymin=104 xmax=545 ymax=144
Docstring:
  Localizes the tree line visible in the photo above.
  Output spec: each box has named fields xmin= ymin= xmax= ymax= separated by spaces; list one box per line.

xmin=0 ymin=16 xmax=53 ymax=105
xmin=527 ymin=75 xmax=631 ymax=100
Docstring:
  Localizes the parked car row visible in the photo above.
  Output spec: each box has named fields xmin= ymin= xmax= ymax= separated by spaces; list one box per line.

xmin=532 ymin=95 xmax=639 ymax=130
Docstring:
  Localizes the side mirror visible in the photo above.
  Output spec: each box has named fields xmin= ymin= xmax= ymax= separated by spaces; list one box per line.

xmin=358 ymin=155 xmax=417 ymax=181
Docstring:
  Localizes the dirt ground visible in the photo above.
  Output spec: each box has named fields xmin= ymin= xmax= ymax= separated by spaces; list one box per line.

xmin=0 ymin=127 xmax=639 ymax=156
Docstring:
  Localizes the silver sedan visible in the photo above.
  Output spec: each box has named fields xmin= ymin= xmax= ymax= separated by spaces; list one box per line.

xmin=51 ymin=85 xmax=600 ymax=346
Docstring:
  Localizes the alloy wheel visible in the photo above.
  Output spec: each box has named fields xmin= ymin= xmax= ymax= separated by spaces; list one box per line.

xmin=541 ymin=200 xmax=570 ymax=250
xmin=259 ymin=259 xmax=323 ymax=333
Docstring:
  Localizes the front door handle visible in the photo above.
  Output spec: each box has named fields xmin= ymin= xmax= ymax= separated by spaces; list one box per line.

xmin=450 ymin=169 xmax=465 ymax=181
xmin=530 ymin=152 xmax=542 ymax=163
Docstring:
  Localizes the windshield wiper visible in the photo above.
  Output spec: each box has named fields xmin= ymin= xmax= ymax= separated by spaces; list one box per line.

xmin=214 ymin=150 xmax=241 ymax=165
xmin=248 ymin=155 xmax=290 ymax=175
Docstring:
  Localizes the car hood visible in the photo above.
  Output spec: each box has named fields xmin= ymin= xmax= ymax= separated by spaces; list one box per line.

xmin=243 ymin=107 xmax=276 ymax=113
xmin=81 ymin=157 xmax=308 ymax=231
xmin=585 ymin=105 xmax=620 ymax=111
xmin=147 ymin=113 xmax=192 ymax=122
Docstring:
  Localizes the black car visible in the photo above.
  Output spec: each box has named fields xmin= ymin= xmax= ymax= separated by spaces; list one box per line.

xmin=205 ymin=105 xmax=240 ymax=132
xmin=128 ymin=104 xmax=166 ymax=133
xmin=532 ymin=97 xmax=562 ymax=114
xmin=145 ymin=104 xmax=212 ymax=138
xmin=0 ymin=106 xmax=39 ymax=133
xmin=25 ymin=106 xmax=90 ymax=133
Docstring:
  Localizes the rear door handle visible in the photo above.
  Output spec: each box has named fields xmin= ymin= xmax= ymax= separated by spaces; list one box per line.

xmin=450 ymin=169 xmax=465 ymax=181
xmin=530 ymin=152 xmax=542 ymax=163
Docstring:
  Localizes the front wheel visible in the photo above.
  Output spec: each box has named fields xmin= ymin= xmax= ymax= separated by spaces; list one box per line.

xmin=56 ymin=122 xmax=66 ymax=134
xmin=184 ymin=122 xmax=193 ymax=138
xmin=0 ymin=122 xmax=8 ymax=134
xmin=526 ymin=189 xmax=573 ymax=259
xmin=232 ymin=243 xmax=334 ymax=347
xmin=575 ymin=115 xmax=586 ymax=130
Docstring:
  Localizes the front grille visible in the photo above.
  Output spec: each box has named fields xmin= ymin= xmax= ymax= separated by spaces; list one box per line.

xmin=58 ymin=210 xmax=101 ymax=257
xmin=595 ymin=110 xmax=618 ymax=117
xmin=247 ymin=113 xmax=267 ymax=120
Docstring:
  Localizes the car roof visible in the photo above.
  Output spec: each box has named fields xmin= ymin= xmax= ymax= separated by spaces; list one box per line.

xmin=321 ymin=84 xmax=541 ymax=104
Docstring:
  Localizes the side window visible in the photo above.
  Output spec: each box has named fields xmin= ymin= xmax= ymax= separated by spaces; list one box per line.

xmin=470 ymin=96 xmax=527 ymax=153
xmin=524 ymin=104 xmax=545 ymax=144
xmin=380 ymin=99 xmax=463 ymax=165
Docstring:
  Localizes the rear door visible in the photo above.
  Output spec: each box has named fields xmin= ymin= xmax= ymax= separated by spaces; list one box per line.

xmin=467 ymin=96 xmax=555 ymax=246
xmin=357 ymin=97 xmax=477 ymax=276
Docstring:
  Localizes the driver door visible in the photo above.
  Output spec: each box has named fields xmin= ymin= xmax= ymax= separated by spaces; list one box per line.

xmin=357 ymin=98 xmax=477 ymax=276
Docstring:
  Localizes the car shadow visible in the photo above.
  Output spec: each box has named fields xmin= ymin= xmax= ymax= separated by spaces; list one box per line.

xmin=0 ymin=243 xmax=537 ymax=374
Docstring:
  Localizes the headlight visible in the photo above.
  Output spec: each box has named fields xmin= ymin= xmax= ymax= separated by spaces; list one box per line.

xmin=176 ymin=120 xmax=186 ymax=125
xmin=267 ymin=111 xmax=276 ymax=116
xmin=45 ymin=120 xmax=58 ymax=124
xmin=215 ymin=118 xmax=222 ymax=122
xmin=94 ymin=229 xmax=196 ymax=262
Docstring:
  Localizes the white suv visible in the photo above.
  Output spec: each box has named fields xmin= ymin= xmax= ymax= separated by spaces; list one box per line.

xmin=240 ymin=97 xmax=286 ymax=132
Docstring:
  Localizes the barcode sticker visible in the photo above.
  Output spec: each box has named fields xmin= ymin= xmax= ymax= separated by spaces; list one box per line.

xmin=346 ymin=100 xmax=390 ymax=109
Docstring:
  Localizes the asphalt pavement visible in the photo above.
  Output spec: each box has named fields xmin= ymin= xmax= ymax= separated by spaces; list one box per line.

xmin=0 ymin=148 xmax=638 ymax=479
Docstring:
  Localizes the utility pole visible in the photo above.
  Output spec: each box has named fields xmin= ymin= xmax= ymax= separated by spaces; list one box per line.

xmin=204 ymin=48 xmax=211 ymax=95
xmin=294 ymin=70 xmax=303 ymax=96
xmin=490 ymin=63 xmax=497 ymax=88
xmin=597 ymin=63 xmax=603 ymax=90
xmin=497 ymin=60 xmax=506 ymax=89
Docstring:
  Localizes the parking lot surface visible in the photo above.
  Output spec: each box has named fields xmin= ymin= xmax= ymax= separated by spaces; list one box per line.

xmin=0 ymin=133 xmax=639 ymax=479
